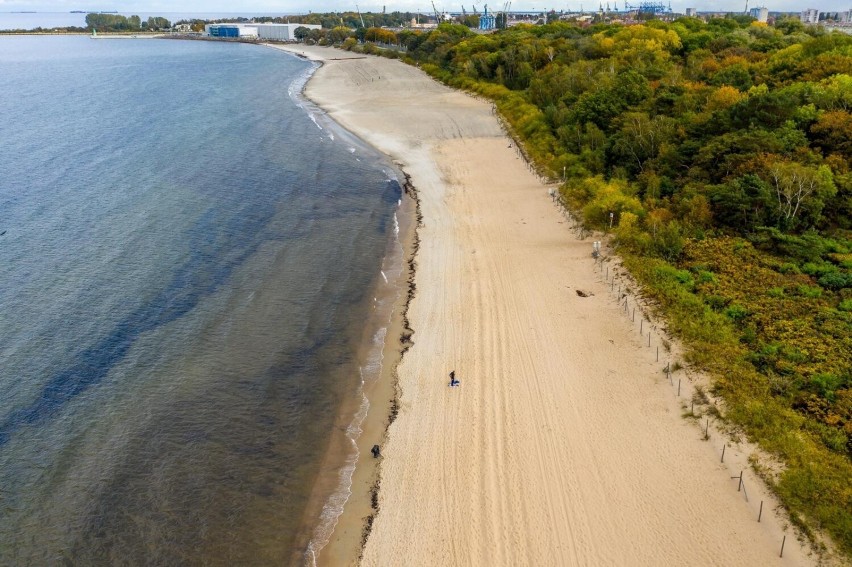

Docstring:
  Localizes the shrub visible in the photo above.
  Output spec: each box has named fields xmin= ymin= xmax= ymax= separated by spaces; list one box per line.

xmin=725 ymin=304 xmax=749 ymax=321
xmin=819 ymin=272 xmax=852 ymax=290
xmin=768 ymin=286 xmax=786 ymax=297
xmin=797 ymin=285 xmax=823 ymax=298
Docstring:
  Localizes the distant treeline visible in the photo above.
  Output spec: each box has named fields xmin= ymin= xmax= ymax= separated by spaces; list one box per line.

xmin=178 ymin=11 xmax=418 ymax=31
xmin=85 ymin=13 xmax=171 ymax=31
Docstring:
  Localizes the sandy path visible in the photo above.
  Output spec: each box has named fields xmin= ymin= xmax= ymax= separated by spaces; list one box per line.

xmin=273 ymin=45 xmax=814 ymax=566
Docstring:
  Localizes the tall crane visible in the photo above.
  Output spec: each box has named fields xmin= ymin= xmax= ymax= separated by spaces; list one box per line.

xmin=501 ymin=1 xmax=511 ymax=28
xmin=432 ymin=0 xmax=442 ymax=23
xmin=356 ymin=3 xmax=365 ymax=27
xmin=479 ymin=3 xmax=496 ymax=29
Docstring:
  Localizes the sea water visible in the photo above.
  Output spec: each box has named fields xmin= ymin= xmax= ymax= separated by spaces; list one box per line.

xmin=0 ymin=36 xmax=401 ymax=564
xmin=0 ymin=12 xmax=302 ymax=31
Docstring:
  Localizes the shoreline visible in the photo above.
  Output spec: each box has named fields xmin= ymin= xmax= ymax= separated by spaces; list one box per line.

xmin=273 ymin=47 xmax=422 ymax=566
xmin=312 ymin=176 xmax=420 ymax=567
xmin=273 ymin=44 xmax=817 ymax=566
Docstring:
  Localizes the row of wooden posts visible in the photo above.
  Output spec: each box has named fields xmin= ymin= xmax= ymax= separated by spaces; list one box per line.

xmin=595 ymin=252 xmax=791 ymax=560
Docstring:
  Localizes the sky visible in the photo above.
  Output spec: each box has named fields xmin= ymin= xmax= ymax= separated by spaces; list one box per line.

xmin=1 ymin=0 xmax=850 ymax=15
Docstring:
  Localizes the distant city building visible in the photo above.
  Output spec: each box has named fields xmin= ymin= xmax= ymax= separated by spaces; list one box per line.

xmin=685 ymin=7 xmax=697 ymax=16
xmin=841 ymin=8 xmax=852 ymax=22
xmin=801 ymin=8 xmax=820 ymax=23
xmin=205 ymin=23 xmax=321 ymax=41
xmin=749 ymin=6 xmax=769 ymax=22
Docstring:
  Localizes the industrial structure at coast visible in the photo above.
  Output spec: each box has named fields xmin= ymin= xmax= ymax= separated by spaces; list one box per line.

xmin=205 ymin=22 xmax=321 ymax=40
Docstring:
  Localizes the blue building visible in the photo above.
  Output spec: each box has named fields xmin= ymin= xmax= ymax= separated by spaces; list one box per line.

xmin=479 ymin=10 xmax=496 ymax=30
xmin=207 ymin=24 xmax=241 ymax=38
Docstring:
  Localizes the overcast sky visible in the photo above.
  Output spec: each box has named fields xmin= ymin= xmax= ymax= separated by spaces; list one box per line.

xmin=1 ymin=0 xmax=849 ymax=15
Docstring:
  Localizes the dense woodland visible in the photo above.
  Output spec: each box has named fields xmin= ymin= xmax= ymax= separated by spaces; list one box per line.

xmin=327 ymin=16 xmax=852 ymax=557
xmin=84 ymin=14 xmax=171 ymax=32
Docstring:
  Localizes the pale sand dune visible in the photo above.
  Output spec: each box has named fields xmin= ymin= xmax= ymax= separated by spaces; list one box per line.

xmin=273 ymin=44 xmax=814 ymax=566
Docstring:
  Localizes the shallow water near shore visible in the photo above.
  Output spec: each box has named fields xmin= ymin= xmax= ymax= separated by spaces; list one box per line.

xmin=0 ymin=36 xmax=401 ymax=564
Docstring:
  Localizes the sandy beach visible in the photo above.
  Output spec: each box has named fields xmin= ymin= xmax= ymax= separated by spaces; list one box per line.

xmin=274 ymin=44 xmax=816 ymax=566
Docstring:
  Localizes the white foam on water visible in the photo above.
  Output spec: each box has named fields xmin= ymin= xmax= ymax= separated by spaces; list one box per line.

xmin=286 ymin=60 xmax=319 ymax=105
xmin=305 ymin=326 xmax=388 ymax=566
xmin=348 ymin=147 xmax=356 ymax=153
xmin=380 ymin=270 xmax=388 ymax=283
xmin=393 ymin=213 xmax=399 ymax=238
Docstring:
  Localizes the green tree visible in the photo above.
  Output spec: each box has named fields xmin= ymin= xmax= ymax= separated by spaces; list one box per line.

xmin=328 ymin=26 xmax=351 ymax=44
xmin=146 ymin=17 xmax=171 ymax=30
xmin=709 ymin=174 xmax=775 ymax=230
xmin=767 ymin=161 xmax=836 ymax=228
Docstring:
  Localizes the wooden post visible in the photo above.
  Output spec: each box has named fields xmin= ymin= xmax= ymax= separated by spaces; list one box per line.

xmin=721 ymin=444 xmax=725 ymax=463
xmin=648 ymin=332 xmax=651 ymax=347
xmin=656 ymin=346 xmax=659 ymax=361
xmin=632 ymin=308 xmax=635 ymax=321
xmin=640 ymin=319 xmax=643 ymax=333
xmin=678 ymin=378 xmax=681 ymax=396
xmin=780 ymin=535 xmax=786 ymax=558
xmin=691 ymin=401 xmax=694 ymax=415
xmin=758 ymin=500 xmax=763 ymax=522
xmin=606 ymin=266 xmax=609 ymax=280
xmin=705 ymin=418 xmax=709 ymax=439
xmin=738 ymin=471 xmax=743 ymax=492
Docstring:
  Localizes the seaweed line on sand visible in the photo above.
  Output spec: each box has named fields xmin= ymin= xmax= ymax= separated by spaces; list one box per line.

xmin=358 ymin=170 xmax=421 ymax=559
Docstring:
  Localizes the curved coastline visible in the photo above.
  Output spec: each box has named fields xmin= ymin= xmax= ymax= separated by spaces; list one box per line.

xmin=270 ymin=43 xmax=817 ymax=567
xmin=275 ymin=47 xmax=419 ymax=566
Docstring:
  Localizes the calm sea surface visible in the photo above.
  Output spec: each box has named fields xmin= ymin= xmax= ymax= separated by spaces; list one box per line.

xmin=0 ymin=12 xmax=300 ymax=30
xmin=0 ymin=36 xmax=401 ymax=564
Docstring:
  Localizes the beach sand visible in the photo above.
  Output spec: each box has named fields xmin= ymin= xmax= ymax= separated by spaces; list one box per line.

xmin=273 ymin=44 xmax=816 ymax=566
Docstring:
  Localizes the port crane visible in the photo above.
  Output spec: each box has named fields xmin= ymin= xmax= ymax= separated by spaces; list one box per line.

xmin=623 ymin=0 xmax=671 ymax=13
xmin=431 ymin=0 xmax=443 ymax=23
xmin=501 ymin=1 xmax=512 ymax=28
xmin=479 ymin=3 xmax=496 ymax=29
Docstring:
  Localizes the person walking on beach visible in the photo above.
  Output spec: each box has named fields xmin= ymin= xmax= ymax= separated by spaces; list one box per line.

xmin=449 ymin=370 xmax=459 ymax=387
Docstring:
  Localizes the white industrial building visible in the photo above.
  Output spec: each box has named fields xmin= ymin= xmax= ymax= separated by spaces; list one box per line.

xmin=801 ymin=8 xmax=820 ymax=23
xmin=748 ymin=6 xmax=769 ymax=22
xmin=685 ymin=7 xmax=697 ymax=16
xmin=205 ymin=23 xmax=322 ymax=41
